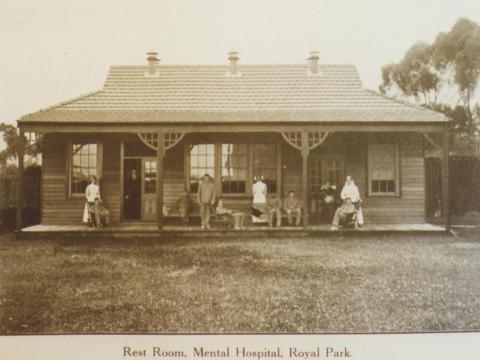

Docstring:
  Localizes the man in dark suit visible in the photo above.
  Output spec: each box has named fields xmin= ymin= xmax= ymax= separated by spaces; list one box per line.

xmin=124 ymin=169 xmax=141 ymax=219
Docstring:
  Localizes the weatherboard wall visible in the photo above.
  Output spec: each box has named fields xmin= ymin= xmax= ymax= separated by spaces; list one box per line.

xmin=40 ymin=132 xmax=426 ymax=225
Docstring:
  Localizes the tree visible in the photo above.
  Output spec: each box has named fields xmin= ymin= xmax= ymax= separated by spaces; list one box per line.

xmin=0 ymin=123 xmax=42 ymax=173
xmin=381 ymin=18 xmax=480 ymax=141
xmin=432 ymin=18 xmax=480 ymax=135
xmin=380 ymin=42 xmax=440 ymax=106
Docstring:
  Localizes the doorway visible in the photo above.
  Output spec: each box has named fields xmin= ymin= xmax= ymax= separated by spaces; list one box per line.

xmin=123 ymin=158 xmax=157 ymax=221
xmin=309 ymin=156 xmax=345 ymax=223
xmin=141 ymin=158 xmax=157 ymax=221
xmin=124 ymin=159 xmax=142 ymax=220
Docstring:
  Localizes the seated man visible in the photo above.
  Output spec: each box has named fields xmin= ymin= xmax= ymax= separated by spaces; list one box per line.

xmin=89 ymin=197 xmax=110 ymax=228
xmin=284 ymin=191 xmax=302 ymax=226
xmin=331 ymin=197 xmax=355 ymax=230
xmin=266 ymin=193 xmax=282 ymax=227
xmin=215 ymin=199 xmax=246 ymax=230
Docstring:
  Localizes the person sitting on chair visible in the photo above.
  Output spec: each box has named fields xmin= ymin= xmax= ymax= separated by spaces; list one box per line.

xmin=174 ymin=188 xmax=193 ymax=225
xmin=89 ymin=197 xmax=110 ymax=228
xmin=266 ymin=193 xmax=282 ymax=227
xmin=331 ymin=197 xmax=355 ymax=230
xmin=215 ymin=199 xmax=246 ymax=230
xmin=284 ymin=190 xmax=302 ymax=226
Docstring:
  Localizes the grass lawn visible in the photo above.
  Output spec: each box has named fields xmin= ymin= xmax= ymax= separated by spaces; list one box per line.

xmin=1 ymin=230 xmax=480 ymax=334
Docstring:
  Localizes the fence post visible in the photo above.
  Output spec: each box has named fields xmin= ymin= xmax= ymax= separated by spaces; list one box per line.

xmin=16 ymin=129 xmax=25 ymax=231
xmin=442 ymin=124 xmax=450 ymax=232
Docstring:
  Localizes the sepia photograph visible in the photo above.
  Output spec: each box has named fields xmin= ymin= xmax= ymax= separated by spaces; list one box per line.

xmin=1 ymin=0 xmax=480 ymax=346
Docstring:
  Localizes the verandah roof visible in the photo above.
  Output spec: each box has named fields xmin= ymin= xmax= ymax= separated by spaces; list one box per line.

xmin=19 ymin=64 xmax=448 ymax=125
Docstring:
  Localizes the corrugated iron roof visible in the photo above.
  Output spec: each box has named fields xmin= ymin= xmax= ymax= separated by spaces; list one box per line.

xmin=19 ymin=64 xmax=448 ymax=124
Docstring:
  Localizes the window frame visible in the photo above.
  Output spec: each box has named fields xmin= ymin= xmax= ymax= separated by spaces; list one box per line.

xmin=188 ymin=143 xmax=216 ymax=194
xmin=221 ymin=143 xmax=249 ymax=195
xmin=367 ymin=142 xmax=400 ymax=197
xmin=186 ymin=141 xmax=280 ymax=198
xmin=67 ymin=141 xmax=103 ymax=198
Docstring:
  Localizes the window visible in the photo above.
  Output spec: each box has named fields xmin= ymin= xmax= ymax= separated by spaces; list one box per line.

xmin=144 ymin=160 xmax=156 ymax=194
xmin=190 ymin=144 xmax=215 ymax=193
xmin=222 ymin=144 xmax=247 ymax=193
xmin=188 ymin=142 xmax=280 ymax=196
xmin=309 ymin=157 xmax=344 ymax=194
xmin=253 ymin=144 xmax=277 ymax=193
xmin=71 ymin=143 xmax=100 ymax=195
xmin=309 ymin=158 xmax=323 ymax=194
xmin=368 ymin=143 xmax=399 ymax=196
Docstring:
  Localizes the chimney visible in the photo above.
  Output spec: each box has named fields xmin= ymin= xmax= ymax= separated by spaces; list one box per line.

xmin=145 ymin=51 xmax=160 ymax=77
xmin=227 ymin=51 xmax=240 ymax=77
xmin=307 ymin=51 xmax=320 ymax=75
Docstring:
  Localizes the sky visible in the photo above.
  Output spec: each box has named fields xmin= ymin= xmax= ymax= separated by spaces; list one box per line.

xmin=0 ymin=0 xmax=479 ymax=143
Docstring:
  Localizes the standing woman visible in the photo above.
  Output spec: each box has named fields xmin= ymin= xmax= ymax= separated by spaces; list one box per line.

xmin=340 ymin=175 xmax=364 ymax=226
xmin=252 ymin=175 xmax=267 ymax=223
xmin=83 ymin=176 xmax=101 ymax=225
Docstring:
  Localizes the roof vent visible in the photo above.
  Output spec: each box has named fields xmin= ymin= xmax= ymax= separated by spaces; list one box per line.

xmin=145 ymin=51 xmax=160 ymax=78
xmin=226 ymin=51 xmax=241 ymax=77
xmin=307 ymin=51 xmax=321 ymax=75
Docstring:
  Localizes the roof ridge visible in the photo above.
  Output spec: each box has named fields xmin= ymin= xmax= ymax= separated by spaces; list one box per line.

xmin=42 ymin=90 xmax=103 ymax=111
xmin=363 ymin=89 xmax=449 ymax=117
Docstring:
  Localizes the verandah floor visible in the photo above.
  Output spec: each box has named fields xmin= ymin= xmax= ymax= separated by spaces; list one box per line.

xmin=17 ymin=223 xmax=446 ymax=240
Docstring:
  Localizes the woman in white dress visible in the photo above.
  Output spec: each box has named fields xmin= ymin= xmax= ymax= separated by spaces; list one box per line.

xmin=252 ymin=175 xmax=267 ymax=223
xmin=83 ymin=176 xmax=101 ymax=224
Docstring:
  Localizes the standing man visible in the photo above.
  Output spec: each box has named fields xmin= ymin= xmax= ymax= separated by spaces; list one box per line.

xmin=124 ymin=168 xmax=141 ymax=220
xmin=284 ymin=190 xmax=302 ymax=226
xmin=197 ymin=173 xmax=216 ymax=229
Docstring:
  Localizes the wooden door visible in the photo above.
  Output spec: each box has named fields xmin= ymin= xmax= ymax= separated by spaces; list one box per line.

xmin=142 ymin=158 xmax=157 ymax=221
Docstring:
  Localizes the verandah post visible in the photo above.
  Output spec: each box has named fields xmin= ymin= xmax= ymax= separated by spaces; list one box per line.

xmin=442 ymin=124 xmax=450 ymax=232
xmin=301 ymin=132 xmax=309 ymax=227
xmin=156 ymin=131 xmax=165 ymax=229
xmin=16 ymin=128 xmax=25 ymax=231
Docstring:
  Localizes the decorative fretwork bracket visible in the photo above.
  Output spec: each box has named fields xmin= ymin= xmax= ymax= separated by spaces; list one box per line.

xmin=137 ymin=132 xmax=185 ymax=151
xmin=281 ymin=131 xmax=330 ymax=156
xmin=423 ymin=132 xmax=442 ymax=150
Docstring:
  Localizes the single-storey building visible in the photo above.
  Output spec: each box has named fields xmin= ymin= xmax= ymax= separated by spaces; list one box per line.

xmin=17 ymin=51 xmax=450 ymax=229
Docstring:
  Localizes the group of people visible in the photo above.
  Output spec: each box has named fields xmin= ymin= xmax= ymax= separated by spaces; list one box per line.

xmin=193 ymin=173 xmax=306 ymax=229
xmin=82 ymin=173 xmax=364 ymax=230
xmin=323 ymin=175 xmax=364 ymax=230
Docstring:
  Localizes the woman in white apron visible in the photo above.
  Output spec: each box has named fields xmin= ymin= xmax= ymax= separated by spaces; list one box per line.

xmin=252 ymin=175 xmax=267 ymax=223
xmin=83 ymin=176 xmax=101 ymax=225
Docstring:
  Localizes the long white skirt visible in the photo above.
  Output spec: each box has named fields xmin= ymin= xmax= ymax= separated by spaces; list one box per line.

xmin=82 ymin=203 xmax=90 ymax=223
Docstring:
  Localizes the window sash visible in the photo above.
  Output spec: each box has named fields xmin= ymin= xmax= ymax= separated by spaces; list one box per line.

xmin=368 ymin=143 xmax=399 ymax=196
xmin=189 ymin=144 xmax=215 ymax=193
xmin=188 ymin=142 xmax=279 ymax=196
xmin=69 ymin=142 xmax=102 ymax=196
xmin=221 ymin=144 xmax=248 ymax=194
xmin=252 ymin=143 xmax=277 ymax=194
